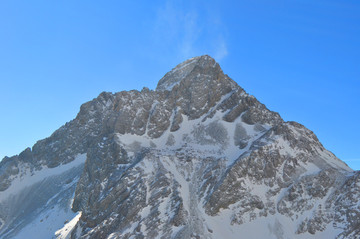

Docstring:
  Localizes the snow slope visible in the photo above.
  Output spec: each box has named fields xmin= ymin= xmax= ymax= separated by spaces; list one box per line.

xmin=0 ymin=154 xmax=86 ymax=239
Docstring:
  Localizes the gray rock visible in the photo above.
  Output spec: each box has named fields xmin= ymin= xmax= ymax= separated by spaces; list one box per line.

xmin=0 ymin=55 xmax=358 ymax=239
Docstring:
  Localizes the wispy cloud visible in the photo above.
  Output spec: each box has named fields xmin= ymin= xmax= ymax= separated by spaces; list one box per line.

xmin=179 ymin=10 xmax=199 ymax=58
xmin=153 ymin=1 xmax=228 ymax=61
xmin=213 ymin=35 xmax=228 ymax=61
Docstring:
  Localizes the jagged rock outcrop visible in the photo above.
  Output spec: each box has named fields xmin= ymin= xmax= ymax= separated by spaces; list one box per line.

xmin=0 ymin=55 xmax=358 ymax=239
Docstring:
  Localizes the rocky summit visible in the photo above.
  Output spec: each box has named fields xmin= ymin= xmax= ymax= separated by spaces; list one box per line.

xmin=0 ymin=55 xmax=359 ymax=239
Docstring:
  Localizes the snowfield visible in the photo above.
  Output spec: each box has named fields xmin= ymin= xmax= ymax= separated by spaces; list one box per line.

xmin=0 ymin=154 xmax=86 ymax=239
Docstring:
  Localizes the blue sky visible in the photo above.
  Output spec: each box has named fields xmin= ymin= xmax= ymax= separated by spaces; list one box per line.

xmin=0 ymin=0 xmax=359 ymax=169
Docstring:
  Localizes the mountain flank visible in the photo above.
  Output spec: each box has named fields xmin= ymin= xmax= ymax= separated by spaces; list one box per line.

xmin=0 ymin=55 xmax=359 ymax=239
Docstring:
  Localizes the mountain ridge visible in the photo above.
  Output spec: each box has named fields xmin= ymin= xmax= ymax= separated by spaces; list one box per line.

xmin=0 ymin=55 xmax=358 ymax=239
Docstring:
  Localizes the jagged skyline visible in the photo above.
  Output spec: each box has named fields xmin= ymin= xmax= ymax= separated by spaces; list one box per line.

xmin=1 ymin=55 xmax=357 ymax=238
xmin=0 ymin=1 xmax=359 ymax=169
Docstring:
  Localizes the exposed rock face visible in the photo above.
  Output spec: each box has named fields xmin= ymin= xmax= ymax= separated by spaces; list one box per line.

xmin=0 ymin=55 xmax=359 ymax=239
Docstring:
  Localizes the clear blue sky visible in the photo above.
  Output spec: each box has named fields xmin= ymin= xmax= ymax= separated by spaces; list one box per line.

xmin=0 ymin=0 xmax=359 ymax=169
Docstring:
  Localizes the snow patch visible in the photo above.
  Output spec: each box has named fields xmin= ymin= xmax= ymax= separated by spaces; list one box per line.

xmin=0 ymin=154 xmax=86 ymax=203
xmin=55 ymin=212 xmax=82 ymax=239
xmin=13 ymin=204 xmax=78 ymax=239
xmin=162 ymin=156 xmax=190 ymax=213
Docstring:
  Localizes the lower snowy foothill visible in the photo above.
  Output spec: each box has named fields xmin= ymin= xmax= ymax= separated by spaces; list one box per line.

xmin=0 ymin=154 xmax=86 ymax=203
xmin=0 ymin=154 xmax=86 ymax=239
xmin=14 ymin=204 xmax=80 ymax=239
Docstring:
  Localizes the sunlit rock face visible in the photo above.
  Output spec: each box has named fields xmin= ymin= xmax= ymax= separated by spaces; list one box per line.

xmin=0 ymin=55 xmax=358 ymax=239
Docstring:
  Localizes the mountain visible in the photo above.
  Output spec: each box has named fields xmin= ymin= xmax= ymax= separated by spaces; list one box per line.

xmin=0 ymin=55 xmax=359 ymax=239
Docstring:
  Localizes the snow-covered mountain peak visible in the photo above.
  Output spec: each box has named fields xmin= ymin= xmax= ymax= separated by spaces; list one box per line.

xmin=0 ymin=56 xmax=359 ymax=239
xmin=156 ymin=55 xmax=229 ymax=92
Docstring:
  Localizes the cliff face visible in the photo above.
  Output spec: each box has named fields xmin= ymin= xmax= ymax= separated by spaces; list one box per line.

xmin=0 ymin=55 xmax=358 ymax=239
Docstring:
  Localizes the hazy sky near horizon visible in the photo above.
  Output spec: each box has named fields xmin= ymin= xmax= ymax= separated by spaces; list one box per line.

xmin=0 ymin=1 xmax=359 ymax=169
